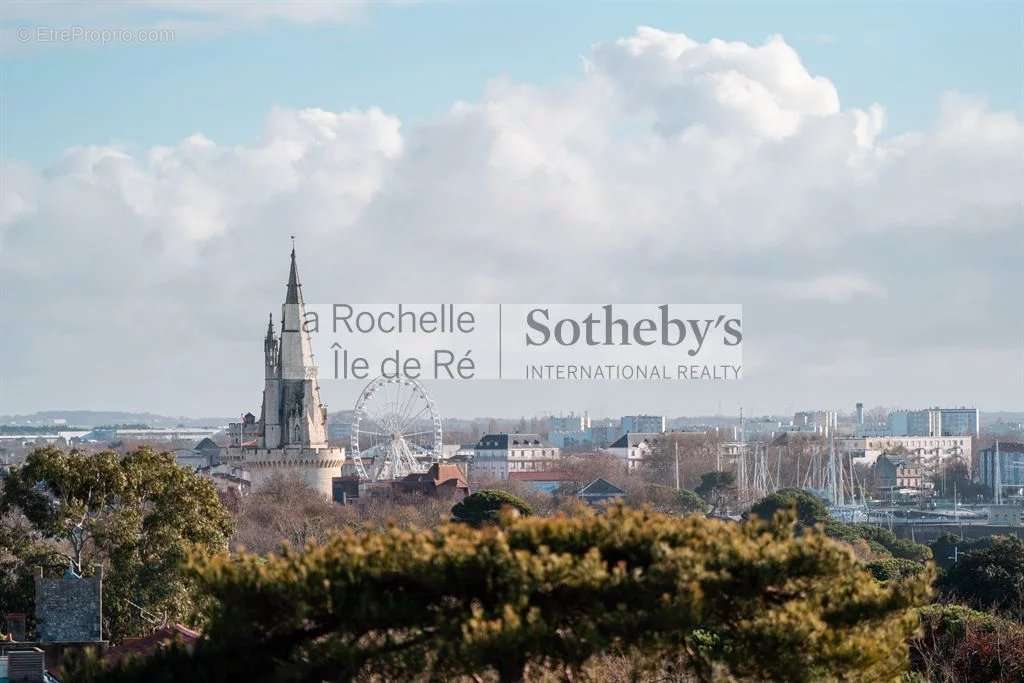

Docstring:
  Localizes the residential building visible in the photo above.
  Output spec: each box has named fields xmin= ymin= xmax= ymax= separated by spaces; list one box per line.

xmin=468 ymin=433 xmax=560 ymax=482
xmin=888 ymin=407 xmax=980 ymax=437
xmin=907 ymin=409 xmax=942 ymax=437
xmin=978 ymin=442 xmax=1024 ymax=497
xmin=620 ymin=415 xmax=666 ymax=434
xmin=872 ymin=454 xmax=923 ymax=497
xmin=605 ymin=432 xmax=660 ymax=471
xmin=547 ymin=429 xmax=601 ymax=449
xmin=392 ymin=463 xmax=470 ymax=500
xmin=548 ymin=412 xmax=590 ymax=432
xmin=792 ymin=410 xmax=838 ymax=437
xmin=331 ymin=465 xmax=469 ymax=502
xmin=837 ymin=435 xmax=971 ymax=468
xmin=886 ymin=411 xmax=909 ymax=437
xmin=939 ymin=407 xmax=980 ymax=437
xmin=577 ymin=478 xmax=626 ymax=506
xmin=174 ymin=437 xmax=222 ymax=471
xmin=586 ymin=420 xmax=623 ymax=448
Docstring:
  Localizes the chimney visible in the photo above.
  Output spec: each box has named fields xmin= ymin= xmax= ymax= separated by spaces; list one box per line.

xmin=855 ymin=402 xmax=864 ymax=426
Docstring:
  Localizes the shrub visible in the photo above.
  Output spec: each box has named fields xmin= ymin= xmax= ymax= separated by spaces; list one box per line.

xmin=867 ymin=558 xmax=926 ymax=582
xmin=911 ymin=604 xmax=1024 ymax=682
xmin=450 ymin=489 xmax=532 ymax=526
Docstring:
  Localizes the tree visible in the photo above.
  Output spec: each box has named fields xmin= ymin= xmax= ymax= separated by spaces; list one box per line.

xmin=644 ymin=432 xmax=723 ymax=488
xmin=0 ymin=446 xmax=233 ymax=641
xmin=929 ymin=533 xmax=992 ymax=573
xmin=450 ymin=489 xmax=532 ymax=526
xmin=675 ymin=488 xmax=708 ymax=515
xmin=624 ymin=485 xmax=708 ymax=516
xmin=231 ymin=475 xmax=352 ymax=554
xmin=939 ymin=535 xmax=1024 ymax=616
xmin=66 ymin=507 xmax=932 ymax=683
xmin=749 ymin=488 xmax=830 ymax=527
xmin=0 ymin=512 xmax=66 ymax=631
xmin=929 ymin=459 xmax=989 ymax=501
xmin=694 ymin=470 xmax=736 ymax=516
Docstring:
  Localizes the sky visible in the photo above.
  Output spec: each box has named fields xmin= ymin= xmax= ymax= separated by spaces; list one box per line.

xmin=1 ymin=1 xmax=1022 ymax=419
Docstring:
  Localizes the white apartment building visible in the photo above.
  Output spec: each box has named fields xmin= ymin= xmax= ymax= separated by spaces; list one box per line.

xmin=837 ymin=435 xmax=972 ymax=468
xmin=468 ymin=433 xmax=561 ymax=482
xmin=606 ymin=432 xmax=661 ymax=471
xmin=887 ymin=407 xmax=979 ymax=437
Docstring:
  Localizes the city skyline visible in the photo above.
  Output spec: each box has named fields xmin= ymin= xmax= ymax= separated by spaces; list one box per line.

xmin=2 ymin=3 xmax=1021 ymax=417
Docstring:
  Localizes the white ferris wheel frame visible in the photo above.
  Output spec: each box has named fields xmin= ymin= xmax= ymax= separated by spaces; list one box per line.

xmin=349 ymin=376 xmax=442 ymax=481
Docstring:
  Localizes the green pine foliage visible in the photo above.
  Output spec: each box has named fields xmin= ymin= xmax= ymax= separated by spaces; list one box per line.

xmin=450 ymin=489 xmax=533 ymax=526
xmin=867 ymin=558 xmax=927 ymax=582
xmin=938 ymin=535 xmax=1024 ymax=615
xmin=67 ymin=507 xmax=932 ymax=683
xmin=749 ymin=488 xmax=829 ymax=527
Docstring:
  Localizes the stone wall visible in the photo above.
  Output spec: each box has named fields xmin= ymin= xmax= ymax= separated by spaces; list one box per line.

xmin=33 ymin=567 xmax=102 ymax=643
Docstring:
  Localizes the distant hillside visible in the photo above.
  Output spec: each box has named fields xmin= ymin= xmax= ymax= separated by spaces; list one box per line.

xmin=0 ymin=410 xmax=231 ymax=428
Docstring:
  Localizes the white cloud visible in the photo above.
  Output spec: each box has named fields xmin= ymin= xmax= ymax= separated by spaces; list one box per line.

xmin=1 ymin=28 xmax=1021 ymax=414
xmin=776 ymin=274 xmax=887 ymax=303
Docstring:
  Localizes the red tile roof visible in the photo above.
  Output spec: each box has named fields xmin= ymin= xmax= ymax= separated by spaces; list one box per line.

xmin=105 ymin=624 xmax=199 ymax=664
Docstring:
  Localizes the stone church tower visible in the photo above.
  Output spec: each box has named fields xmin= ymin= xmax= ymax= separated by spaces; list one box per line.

xmin=224 ymin=246 xmax=344 ymax=497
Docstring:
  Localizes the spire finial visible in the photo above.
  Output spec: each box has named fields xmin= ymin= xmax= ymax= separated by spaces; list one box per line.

xmin=285 ymin=239 xmax=302 ymax=304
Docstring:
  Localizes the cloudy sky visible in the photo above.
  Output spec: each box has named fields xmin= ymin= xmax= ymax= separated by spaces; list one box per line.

xmin=1 ymin=1 xmax=1021 ymax=420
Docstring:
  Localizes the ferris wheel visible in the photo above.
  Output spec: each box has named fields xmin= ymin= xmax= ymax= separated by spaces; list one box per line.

xmin=350 ymin=376 xmax=442 ymax=480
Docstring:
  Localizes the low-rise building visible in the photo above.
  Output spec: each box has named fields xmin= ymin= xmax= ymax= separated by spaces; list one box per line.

xmin=872 ymin=454 xmax=924 ymax=498
xmin=332 ymin=463 xmax=471 ymax=503
xmin=605 ymin=432 xmax=661 ymax=471
xmin=508 ymin=471 xmax=575 ymax=493
xmin=392 ymin=463 xmax=470 ymax=500
xmin=577 ymin=478 xmax=626 ymax=506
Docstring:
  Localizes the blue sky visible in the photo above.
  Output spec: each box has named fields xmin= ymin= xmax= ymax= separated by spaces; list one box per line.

xmin=5 ymin=1 xmax=1021 ymax=168
xmin=1 ymin=2 xmax=1021 ymax=417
